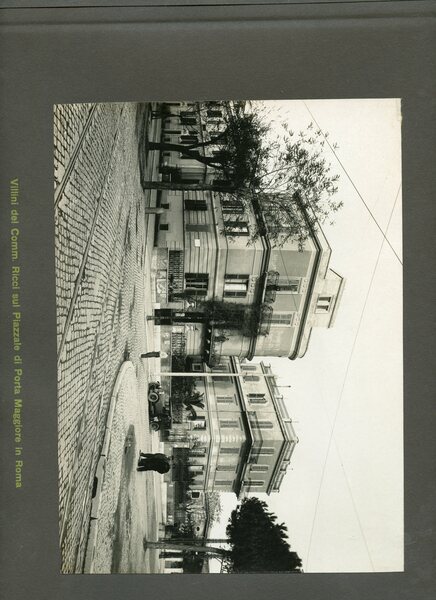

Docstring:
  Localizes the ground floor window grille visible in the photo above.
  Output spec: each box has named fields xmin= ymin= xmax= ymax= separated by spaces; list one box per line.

xmin=185 ymin=273 xmax=209 ymax=296
xmin=184 ymin=198 xmax=207 ymax=211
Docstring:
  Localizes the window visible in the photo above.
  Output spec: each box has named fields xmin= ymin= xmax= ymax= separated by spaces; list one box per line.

xmin=213 ymin=179 xmax=232 ymax=189
xmin=159 ymin=223 xmax=169 ymax=231
xmin=241 ymin=364 xmax=257 ymax=371
xmin=180 ymin=134 xmax=198 ymax=145
xmin=190 ymin=447 xmax=207 ymax=457
xmin=221 ymin=198 xmax=244 ymax=214
xmin=216 ymin=395 xmax=234 ymax=404
xmin=211 ymin=367 xmax=231 ymax=382
xmin=277 ymin=278 xmax=300 ymax=293
xmin=180 ymin=112 xmax=196 ymax=125
xmin=250 ymin=465 xmax=268 ymax=472
xmin=220 ymin=420 xmax=238 ymax=429
xmin=220 ymin=447 xmax=240 ymax=455
xmin=258 ymin=447 xmax=275 ymax=455
xmin=192 ymin=363 xmax=203 ymax=372
xmin=224 ymin=274 xmax=249 ymax=298
xmin=316 ymin=296 xmax=332 ymax=313
xmin=215 ymin=480 xmax=234 ymax=486
xmin=191 ymin=491 xmax=201 ymax=499
xmin=224 ymin=220 xmax=249 ymax=236
xmin=243 ymin=480 xmax=264 ymax=487
xmin=186 ymin=224 xmax=210 ymax=233
xmin=188 ymin=465 xmax=204 ymax=473
xmin=217 ymin=465 xmax=236 ymax=471
xmin=244 ymin=375 xmax=260 ymax=382
xmin=248 ymin=393 xmax=267 ymax=404
xmin=185 ymin=273 xmax=208 ymax=296
xmin=184 ymin=198 xmax=207 ymax=211
xmin=270 ymin=312 xmax=294 ymax=326
xmin=256 ymin=421 xmax=273 ymax=429
xmin=161 ymin=203 xmax=170 ymax=209
xmin=181 ymin=178 xmax=200 ymax=184
xmin=163 ymin=129 xmax=181 ymax=135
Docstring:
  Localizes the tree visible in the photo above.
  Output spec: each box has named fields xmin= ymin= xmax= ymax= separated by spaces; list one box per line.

xmin=225 ymin=497 xmax=302 ymax=573
xmin=146 ymin=497 xmax=302 ymax=573
xmin=231 ymin=122 xmax=342 ymax=248
xmin=142 ymin=101 xmax=268 ymax=192
xmin=205 ymin=491 xmax=223 ymax=524
xmin=145 ymin=100 xmax=342 ymax=248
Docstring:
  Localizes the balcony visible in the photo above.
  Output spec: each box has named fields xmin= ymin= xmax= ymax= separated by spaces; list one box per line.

xmin=256 ymin=303 xmax=274 ymax=336
xmin=263 ymin=271 xmax=280 ymax=304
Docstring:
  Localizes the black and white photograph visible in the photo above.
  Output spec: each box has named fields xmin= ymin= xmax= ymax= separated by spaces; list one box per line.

xmin=54 ymin=99 xmax=403 ymax=574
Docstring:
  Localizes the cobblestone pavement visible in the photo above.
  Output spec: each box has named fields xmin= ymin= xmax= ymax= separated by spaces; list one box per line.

xmin=54 ymin=101 xmax=162 ymax=573
xmin=90 ymin=360 xmax=164 ymax=574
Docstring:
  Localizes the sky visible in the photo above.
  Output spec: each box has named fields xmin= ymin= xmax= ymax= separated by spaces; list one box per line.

xmin=209 ymin=99 xmax=403 ymax=573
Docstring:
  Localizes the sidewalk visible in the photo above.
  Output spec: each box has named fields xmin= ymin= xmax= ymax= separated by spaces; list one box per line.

xmin=84 ymin=359 xmax=166 ymax=574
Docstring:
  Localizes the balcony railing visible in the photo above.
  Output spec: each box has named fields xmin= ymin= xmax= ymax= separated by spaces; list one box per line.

xmin=257 ymin=303 xmax=273 ymax=336
xmin=263 ymin=270 xmax=280 ymax=304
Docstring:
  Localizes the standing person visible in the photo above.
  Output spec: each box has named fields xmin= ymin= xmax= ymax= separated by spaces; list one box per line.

xmin=138 ymin=451 xmax=168 ymax=462
xmin=137 ymin=451 xmax=171 ymax=473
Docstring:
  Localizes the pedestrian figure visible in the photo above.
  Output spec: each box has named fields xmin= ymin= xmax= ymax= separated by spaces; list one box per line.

xmin=137 ymin=451 xmax=171 ymax=474
xmin=140 ymin=351 xmax=168 ymax=359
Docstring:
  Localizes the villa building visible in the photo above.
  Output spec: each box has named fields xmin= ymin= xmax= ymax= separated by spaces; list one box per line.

xmin=164 ymin=358 xmax=298 ymax=508
xmin=152 ymin=101 xmax=345 ymax=363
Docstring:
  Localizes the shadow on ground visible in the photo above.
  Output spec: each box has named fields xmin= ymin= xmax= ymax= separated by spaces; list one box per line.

xmin=111 ymin=424 xmax=142 ymax=572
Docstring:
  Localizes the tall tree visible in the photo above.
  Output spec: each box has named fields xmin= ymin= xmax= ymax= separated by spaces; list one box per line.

xmin=146 ymin=497 xmax=302 ymax=573
xmin=231 ymin=123 xmax=343 ymax=248
xmin=225 ymin=497 xmax=302 ymax=573
xmin=145 ymin=100 xmax=342 ymax=248
xmin=142 ymin=101 xmax=268 ymax=191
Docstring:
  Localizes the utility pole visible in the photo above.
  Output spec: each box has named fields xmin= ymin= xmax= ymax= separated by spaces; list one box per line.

xmin=155 ymin=372 xmax=279 ymax=379
xmin=144 ymin=540 xmax=229 ymax=556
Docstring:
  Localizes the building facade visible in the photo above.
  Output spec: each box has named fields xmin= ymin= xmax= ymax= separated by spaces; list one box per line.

xmin=165 ymin=358 xmax=298 ymax=500
xmin=153 ymin=101 xmax=345 ymax=363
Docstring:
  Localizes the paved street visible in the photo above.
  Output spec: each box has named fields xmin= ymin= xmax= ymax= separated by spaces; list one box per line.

xmin=89 ymin=360 xmax=165 ymax=574
xmin=54 ymin=102 xmax=164 ymax=573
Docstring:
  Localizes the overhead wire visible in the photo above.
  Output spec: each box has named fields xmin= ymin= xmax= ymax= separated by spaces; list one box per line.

xmin=305 ymin=182 xmax=402 ymax=571
xmin=302 ymin=101 xmax=403 ymax=266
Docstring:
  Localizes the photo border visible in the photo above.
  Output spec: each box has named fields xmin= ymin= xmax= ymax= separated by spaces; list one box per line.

xmin=0 ymin=1 xmax=435 ymax=598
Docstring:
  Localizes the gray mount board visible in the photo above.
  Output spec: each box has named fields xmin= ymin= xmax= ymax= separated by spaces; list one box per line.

xmin=0 ymin=2 xmax=435 ymax=600
xmin=0 ymin=0 xmax=417 ymax=8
